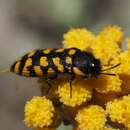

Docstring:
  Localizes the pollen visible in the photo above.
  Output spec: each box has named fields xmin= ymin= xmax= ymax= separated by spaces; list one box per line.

xmin=63 ymin=28 xmax=95 ymax=50
xmin=106 ymin=95 xmax=130 ymax=128
xmin=94 ymin=75 xmax=122 ymax=94
xmin=75 ymin=105 xmax=107 ymax=130
xmin=57 ymin=78 xmax=92 ymax=107
xmin=99 ymin=25 xmax=123 ymax=44
xmin=91 ymin=35 xmax=121 ymax=65
xmin=24 ymin=96 xmax=55 ymax=128
xmin=118 ymin=51 xmax=130 ymax=75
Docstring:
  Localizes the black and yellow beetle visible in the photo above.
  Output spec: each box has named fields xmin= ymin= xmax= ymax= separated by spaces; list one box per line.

xmin=10 ymin=47 xmax=120 ymax=96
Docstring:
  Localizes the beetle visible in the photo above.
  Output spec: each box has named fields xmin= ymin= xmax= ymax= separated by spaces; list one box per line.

xmin=10 ymin=47 xmax=120 ymax=96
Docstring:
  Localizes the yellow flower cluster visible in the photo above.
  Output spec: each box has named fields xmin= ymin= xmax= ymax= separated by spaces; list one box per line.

xmin=99 ymin=25 xmax=123 ymax=44
xmin=23 ymin=25 xmax=130 ymax=130
xmin=58 ymin=78 xmax=92 ymax=107
xmin=90 ymin=35 xmax=121 ymax=65
xmin=106 ymin=95 xmax=130 ymax=128
xmin=24 ymin=96 xmax=55 ymax=128
xmin=63 ymin=28 xmax=95 ymax=50
xmin=118 ymin=51 xmax=130 ymax=75
xmin=75 ymin=105 xmax=107 ymax=130
xmin=95 ymin=75 xmax=122 ymax=93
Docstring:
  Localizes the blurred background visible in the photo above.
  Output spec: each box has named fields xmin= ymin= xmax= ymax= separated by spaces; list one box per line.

xmin=1 ymin=0 xmax=130 ymax=130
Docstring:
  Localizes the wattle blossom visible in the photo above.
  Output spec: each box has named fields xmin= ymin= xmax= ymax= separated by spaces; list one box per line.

xmin=23 ymin=25 xmax=130 ymax=130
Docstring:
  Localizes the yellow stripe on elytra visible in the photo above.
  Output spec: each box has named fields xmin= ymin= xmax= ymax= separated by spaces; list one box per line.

xmin=48 ymin=68 xmax=55 ymax=74
xmin=53 ymin=57 xmax=64 ymax=72
xmin=68 ymin=49 xmax=76 ymax=55
xmin=21 ymin=58 xmax=32 ymax=76
xmin=25 ymin=58 xmax=32 ymax=67
xmin=73 ymin=67 xmax=85 ymax=76
xmin=22 ymin=67 xmax=30 ymax=77
xmin=43 ymin=49 xmax=51 ymax=54
xmin=66 ymin=56 xmax=72 ymax=64
xmin=28 ymin=50 xmax=36 ymax=57
xmin=55 ymin=48 xmax=64 ymax=53
xmin=14 ymin=61 xmax=21 ymax=73
xmin=40 ymin=57 xmax=48 ymax=67
xmin=34 ymin=66 xmax=43 ymax=76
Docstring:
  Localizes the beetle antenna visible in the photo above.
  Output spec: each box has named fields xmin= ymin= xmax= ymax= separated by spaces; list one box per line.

xmin=101 ymin=63 xmax=121 ymax=72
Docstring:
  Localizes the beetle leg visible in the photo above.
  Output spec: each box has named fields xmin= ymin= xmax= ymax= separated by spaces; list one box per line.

xmin=46 ymin=74 xmax=57 ymax=95
xmin=46 ymin=79 xmax=52 ymax=94
xmin=69 ymin=75 xmax=75 ymax=98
